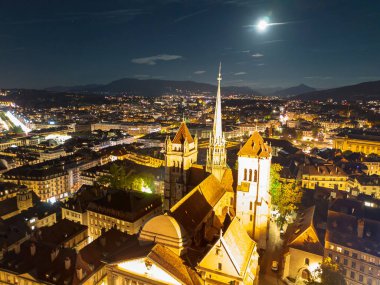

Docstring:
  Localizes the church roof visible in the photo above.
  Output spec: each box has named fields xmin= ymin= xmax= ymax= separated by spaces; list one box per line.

xmin=141 ymin=215 xmax=186 ymax=241
xmin=148 ymin=244 xmax=202 ymax=285
xmin=139 ymin=214 xmax=189 ymax=253
xmin=222 ymin=218 xmax=256 ymax=275
xmin=237 ymin=131 xmax=271 ymax=158
xmin=170 ymin=174 xmax=226 ymax=236
xmin=172 ymin=122 xmax=194 ymax=144
xmin=197 ymin=218 xmax=257 ymax=278
xmin=286 ymin=206 xmax=324 ymax=256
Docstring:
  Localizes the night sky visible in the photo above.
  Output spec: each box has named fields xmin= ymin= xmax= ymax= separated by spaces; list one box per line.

xmin=0 ymin=0 xmax=379 ymax=89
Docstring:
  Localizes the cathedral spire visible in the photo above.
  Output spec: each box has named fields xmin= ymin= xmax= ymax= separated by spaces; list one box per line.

xmin=213 ymin=62 xmax=223 ymax=142
xmin=206 ymin=63 xmax=227 ymax=181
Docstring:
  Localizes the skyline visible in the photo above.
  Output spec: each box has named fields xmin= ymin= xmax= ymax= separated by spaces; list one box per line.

xmin=0 ymin=0 xmax=379 ymax=89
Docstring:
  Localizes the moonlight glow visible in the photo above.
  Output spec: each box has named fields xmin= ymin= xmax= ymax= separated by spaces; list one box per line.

xmin=256 ymin=18 xmax=269 ymax=32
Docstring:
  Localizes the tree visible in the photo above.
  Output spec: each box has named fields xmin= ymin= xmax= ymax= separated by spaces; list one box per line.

xmin=9 ymin=126 xmax=23 ymax=134
xmin=97 ymin=163 xmax=130 ymax=190
xmin=130 ymin=172 xmax=155 ymax=192
xmin=312 ymin=126 xmax=319 ymax=138
xmin=270 ymin=163 xmax=282 ymax=206
xmin=270 ymin=164 xmax=303 ymax=226
xmin=307 ymin=258 xmax=347 ymax=285
xmin=367 ymin=153 xmax=380 ymax=161
xmin=277 ymin=181 xmax=303 ymax=217
xmin=97 ymin=164 xmax=156 ymax=192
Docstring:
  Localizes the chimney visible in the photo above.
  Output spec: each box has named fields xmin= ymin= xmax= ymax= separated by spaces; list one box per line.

xmin=76 ymin=267 xmax=83 ymax=280
xmin=30 ymin=243 xmax=36 ymax=256
xmin=64 ymin=257 xmax=71 ymax=270
xmin=357 ymin=219 xmax=365 ymax=238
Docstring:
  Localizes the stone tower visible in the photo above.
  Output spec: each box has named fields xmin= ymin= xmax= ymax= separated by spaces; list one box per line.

xmin=235 ymin=131 xmax=272 ymax=249
xmin=164 ymin=122 xmax=198 ymax=211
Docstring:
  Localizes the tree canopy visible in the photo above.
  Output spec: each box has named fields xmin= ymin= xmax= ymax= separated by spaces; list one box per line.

xmin=97 ymin=163 xmax=155 ymax=192
xmin=307 ymin=257 xmax=347 ymax=285
xmin=270 ymin=163 xmax=282 ymax=206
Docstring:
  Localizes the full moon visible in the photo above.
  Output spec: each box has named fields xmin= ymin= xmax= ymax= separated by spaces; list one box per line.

xmin=256 ymin=18 xmax=269 ymax=32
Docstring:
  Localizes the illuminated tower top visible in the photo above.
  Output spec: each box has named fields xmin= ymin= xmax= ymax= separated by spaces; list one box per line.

xmin=213 ymin=62 xmax=223 ymax=142
xmin=206 ymin=63 xmax=227 ymax=181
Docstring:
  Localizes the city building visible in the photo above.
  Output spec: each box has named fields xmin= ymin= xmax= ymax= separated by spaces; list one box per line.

xmin=37 ymin=219 xmax=88 ymax=251
xmin=282 ymin=206 xmax=325 ymax=284
xmin=2 ymin=150 xmax=101 ymax=202
xmin=350 ymin=175 xmax=380 ymax=198
xmin=325 ymin=199 xmax=380 ymax=285
xmin=301 ymin=164 xmax=348 ymax=191
xmin=87 ymin=190 xmax=162 ymax=240
xmin=0 ymin=240 xmax=76 ymax=285
xmin=0 ymin=188 xmax=38 ymax=219
xmin=334 ymin=134 xmax=380 ymax=155
xmin=61 ymin=185 xmax=105 ymax=226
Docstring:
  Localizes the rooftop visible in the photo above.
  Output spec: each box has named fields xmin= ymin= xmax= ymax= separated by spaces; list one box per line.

xmin=87 ymin=190 xmax=162 ymax=222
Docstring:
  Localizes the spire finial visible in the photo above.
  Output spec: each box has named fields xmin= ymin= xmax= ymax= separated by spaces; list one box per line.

xmin=218 ymin=62 xmax=222 ymax=81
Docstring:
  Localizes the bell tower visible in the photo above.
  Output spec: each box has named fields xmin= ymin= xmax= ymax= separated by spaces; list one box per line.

xmin=164 ymin=122 xmax=198 ymax=211
xmin=235 ymin=131 xmax=272 ymax=249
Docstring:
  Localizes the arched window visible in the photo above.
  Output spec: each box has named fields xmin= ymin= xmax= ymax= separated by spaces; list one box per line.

xmin=244 ymin=169 xmax=247 ymax=180
xmin=254 ymin=170 xmax=258 ymax=182
xmin=249 ymin=169 xmax=252 ymax=181
xmin=249 ymin=202 xmax=253 ymax=210
xmin=305 ymin=258 xmax=310 ymax=265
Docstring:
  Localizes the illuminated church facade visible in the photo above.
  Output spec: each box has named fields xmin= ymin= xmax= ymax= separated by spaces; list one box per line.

xmin=107 ymin=65 xmax=272 ymax=285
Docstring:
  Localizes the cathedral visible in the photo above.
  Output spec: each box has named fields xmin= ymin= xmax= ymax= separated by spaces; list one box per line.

xmin=108 ymin=65 xmax=273 ymax=285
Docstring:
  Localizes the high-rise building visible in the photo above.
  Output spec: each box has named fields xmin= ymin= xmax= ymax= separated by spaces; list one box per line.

xmin=206 ymin=64 xmax=227 ymax=181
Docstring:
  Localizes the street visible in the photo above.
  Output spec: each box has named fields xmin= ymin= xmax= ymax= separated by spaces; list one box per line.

xmin=259 ymin=219 xmax=285 ymax=285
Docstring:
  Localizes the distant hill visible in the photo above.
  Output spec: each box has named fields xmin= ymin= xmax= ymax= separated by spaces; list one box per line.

xmin=294 ymin=80 xmax=380 ymax=101
xmin=255 ymin=87 xmax=283 ymax=96
xmin=46 ymin=78 xmax=259 ymax=97
xmin=273 ymin=84 xmax=316 ymax=97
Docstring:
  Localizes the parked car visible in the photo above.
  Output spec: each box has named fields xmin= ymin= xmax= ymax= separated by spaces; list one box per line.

xmin=271 ymin=261 xmax=279 ymax=271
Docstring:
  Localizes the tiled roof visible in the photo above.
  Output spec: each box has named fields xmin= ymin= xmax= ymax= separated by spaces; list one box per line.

xmin=170 ymin=174 xmax=226 ymax=236
xmin=0 ymin=240 xmax=76 ymax=285
xmin=237 ymin=131 xmax=271 ymax=158
xmin=222 ymin=218 xmax=256 ymax=275
xmin=87 ymin=190 xmax=162 ymax=222
xmin=326 ymin=210 xmax=380 ymax=258
xmin=148 ymin=244 xmax=202 ymax=285
xmin=73 ymin=228 xmax=152 ymax=285
xmin=302 ymin=164 xmax=347 ymax=177
xmin=38 ymin=219 xmax=87 ymax=248
xmin=172 ymin=122 xmax=194 ymax=144
xmin=287 ymin=206 xmax=324 ymax=256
